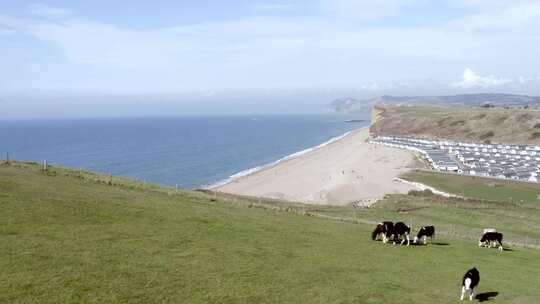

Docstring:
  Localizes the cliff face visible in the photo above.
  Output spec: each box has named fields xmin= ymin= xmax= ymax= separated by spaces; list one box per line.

xmin=370 ymin=106 xmax=385 ymax=125
xmin=370 ymin=105 xmax=540 ymax=145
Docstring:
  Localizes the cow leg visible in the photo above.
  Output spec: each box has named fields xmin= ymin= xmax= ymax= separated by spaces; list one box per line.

xmin=469 ymin=288 xmax=475 ymax=301
xmin=460 ymin=286 xmax=466 ymax=301
xmin=406 ymin=234 xmax=410 ymax=246
xmin=423 ymin=235 xmax=427 ymax=245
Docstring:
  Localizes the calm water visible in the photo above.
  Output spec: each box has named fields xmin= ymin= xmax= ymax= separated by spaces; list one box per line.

xmin=0 ymin=114 xmax=369 ymax=189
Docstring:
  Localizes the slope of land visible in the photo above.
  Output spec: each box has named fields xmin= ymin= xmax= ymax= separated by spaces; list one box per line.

xmin=402 ymin=170 xmax=540 ymax=204
xmin=2 ymin=162 xmax=540 ymax=303
xmin=370 ymin=105 xmax=540 ymax=145
xmin=214 ymin=128 xmax=416 ymax=205
xmin=330 ymin=93 xmax=540 ymax=113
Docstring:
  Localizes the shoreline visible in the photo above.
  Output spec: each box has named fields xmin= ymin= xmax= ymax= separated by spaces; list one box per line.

xmin=214 ymin=127 xmax=417 ymax=205
xmin=206 ymin=127 xmax=367 ymax=189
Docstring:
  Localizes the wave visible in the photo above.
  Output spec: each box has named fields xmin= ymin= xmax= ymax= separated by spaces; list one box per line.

xmin=204 ymin=127 xmax=366 ymax=189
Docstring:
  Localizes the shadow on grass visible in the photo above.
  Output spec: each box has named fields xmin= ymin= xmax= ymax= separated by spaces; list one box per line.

xmin=373 ymin=239 xmax=451 ymax=246
xmin=476 ymin=291 xmax=498 ymax=302
xmin=432 ymin=242 xmax=450 ymax=246
xmin=406 ymin=242 xmax=451 ymax=247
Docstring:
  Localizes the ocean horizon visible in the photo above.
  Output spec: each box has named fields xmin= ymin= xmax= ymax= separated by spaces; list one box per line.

xmin=0 ymin=113 xmax=369 ymax=189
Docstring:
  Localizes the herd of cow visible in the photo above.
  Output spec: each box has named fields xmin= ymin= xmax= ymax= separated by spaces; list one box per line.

xmin=371 ymin=221 xmax=435 ymax=246
xmin=371 ymin=221 xmax=504 ymax=250
xmin=372 ymin=221 xmax=504 ymax=301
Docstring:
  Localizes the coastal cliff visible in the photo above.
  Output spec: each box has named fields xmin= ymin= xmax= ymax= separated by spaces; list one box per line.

xmin=370 ymin=106 xmax=385 ymax=126
xmin=370 ymin=105 xmax=540 ymax=145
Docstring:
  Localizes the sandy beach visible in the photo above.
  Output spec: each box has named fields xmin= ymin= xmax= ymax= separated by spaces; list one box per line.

xmin=214 ymin=128 xmax=417 ymax=206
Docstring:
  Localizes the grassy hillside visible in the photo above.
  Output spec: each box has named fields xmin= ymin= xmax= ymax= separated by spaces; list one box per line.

xmin=370 ymin=105 xmax=540 ymax=145
xmin=402 ymin=170 xmax=540 ymax=204
xmin=2 ymin=162 xmax=540 ymax=303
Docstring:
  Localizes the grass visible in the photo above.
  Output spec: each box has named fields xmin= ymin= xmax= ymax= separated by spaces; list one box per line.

xmin=402 ymin=170 xmax=540 ymax=204
xmin=2 ymin=162 xmax=540 ymax=303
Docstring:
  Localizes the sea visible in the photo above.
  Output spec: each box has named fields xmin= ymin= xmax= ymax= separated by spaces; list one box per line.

xmin=0 ymin=113 xmax=370 ymax=189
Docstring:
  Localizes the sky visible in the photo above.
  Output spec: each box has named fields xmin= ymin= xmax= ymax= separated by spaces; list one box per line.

xmin=1 ymin=0 xmax=540 ymax=118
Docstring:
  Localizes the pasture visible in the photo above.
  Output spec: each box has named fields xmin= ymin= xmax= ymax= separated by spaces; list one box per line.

xmin=402 ymin=170 xmax=540 ymax=204
xmin=2 ymin=162 xmax=540 ymax=303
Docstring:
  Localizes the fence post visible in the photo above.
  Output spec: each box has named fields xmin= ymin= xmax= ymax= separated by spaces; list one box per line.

xmin=6 ymin=152 xmax=9 ymax=164
xmin=43 ymin=160 xmax=47 ymax=171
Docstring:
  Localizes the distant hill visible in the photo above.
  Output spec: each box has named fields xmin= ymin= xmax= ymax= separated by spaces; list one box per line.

xmin=329 ymin=97 xmax=375 ymax=113
xmin=370 ymin=105 xmax=540 ymax=145
xmin=330 ymin=93 xmax=540 ymax=113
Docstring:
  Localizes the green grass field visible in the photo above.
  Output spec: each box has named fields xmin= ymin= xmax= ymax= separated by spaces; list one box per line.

xmin=402 ymin=170 xmax=540 ymax=204
xmin=2 ymin=162 xmax=540 ymax=303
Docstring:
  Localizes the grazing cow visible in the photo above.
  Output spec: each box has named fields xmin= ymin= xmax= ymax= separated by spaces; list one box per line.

xmin=372 ymin=221 xmax=394 ymax=243
xmin=461 ymin=267 xmax=480 ymax=301
xmin=414 ymin=226 xmax=435 ymax=245
xmin=479 ymin=232 xmax=503 ymax=251
xmin=391 ymin=222 xmax=410 ymax=246
xmin=483 ymin=228 xmax=497 ymax=234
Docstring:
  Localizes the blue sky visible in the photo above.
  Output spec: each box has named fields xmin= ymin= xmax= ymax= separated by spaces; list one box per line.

xmin=1 ymin=1 xmax=540 ymax=117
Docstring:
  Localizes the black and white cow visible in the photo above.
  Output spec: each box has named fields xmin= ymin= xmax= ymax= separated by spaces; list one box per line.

xmin=483 ymin=228 xmax=497 ymax=234
xmin=391 ymin=221 xmax=410 ymax=246
xmin=479 ymin=232 xmax=503 ymax=251
xmin=372 ymin=221 xmax=394 ymax=243
xmin=461 ymin=267 xmax=480 ymax=301
xmin=414 ymin=226 xmax=435 ymax=245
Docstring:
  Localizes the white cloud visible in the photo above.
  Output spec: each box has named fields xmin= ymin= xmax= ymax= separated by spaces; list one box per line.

xmin=28 ymin=3 xmax=74 ymax=18
xmin=448 ymin=0 xmax=539 ymax=10
xmin=449 ymin=1 xmax=540 ymax=32
xmin=360 ymin=82 xmax=382 ymax=90
xmin=0 ymin=28 xmax=15 ymax=35
xmin=320 ymin=0 xmax=426 ymax=20
xmin=453 ymin=68 xmax=512 ymax=88
xmin=254 ymin=2 xmax=294 ymax=11
xmin=1 ymin=2 xmax=540 ymax=93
